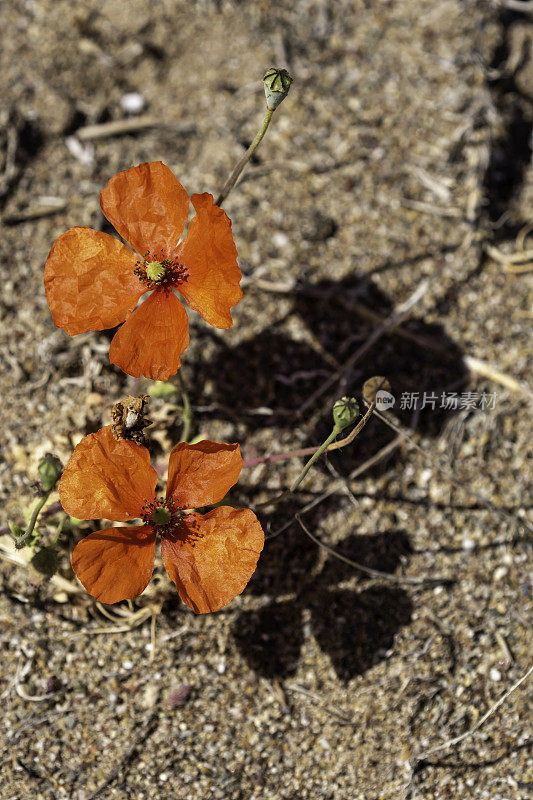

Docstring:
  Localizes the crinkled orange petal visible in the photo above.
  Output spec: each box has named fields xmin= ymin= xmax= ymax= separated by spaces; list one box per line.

xmin=175 ymin=193 xmax=242 ymax=328
xmin=161 ymin=508 xmax=264 ymax=613
xmin=166 ymin=441 xmax=242 ymax=509
xmin=72 ymin=526 xmax=156 ymax=604
xmin=109 ymin=288 xmax=189 ymax=380
xmin=99 ymin=161 xmax=189 ymax=257
xmin=59 ymin=426 xmax=157 ymax=521
xmin=44 ymin=227 xmax=144 ymax=335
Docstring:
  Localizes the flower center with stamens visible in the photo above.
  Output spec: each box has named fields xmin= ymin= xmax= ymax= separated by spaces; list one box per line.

xmin=134 ymin=249 xmax=190 ymax=289
xmin=141 ymin=497 xmax=184 ymax=535
xmin=146 ymin=261 xmax=165 ymax=282
xmin=151 ymin=507 xmax=171 ymax=525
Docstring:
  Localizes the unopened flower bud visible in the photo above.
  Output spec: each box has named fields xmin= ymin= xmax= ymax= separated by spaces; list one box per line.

xmin=29 ymin=547 xmax=59 ymax=581
xmin=333 ymin=396 xmax=360 ymax=431
xmin=263 ymin=68 xmax=293 ymax=110
xmin=38 ymin=454 xmax=63 ymax=491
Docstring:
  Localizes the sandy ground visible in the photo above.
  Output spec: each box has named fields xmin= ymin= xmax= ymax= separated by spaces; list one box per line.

xmin=0 ymin=1 xmax=532 ymax=798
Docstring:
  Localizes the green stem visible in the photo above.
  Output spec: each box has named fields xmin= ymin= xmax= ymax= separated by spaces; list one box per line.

xmin=50 ymin=513 xmax=67 ymax=548
xmin=215 ymin=107 xmax=275 ymax=207
xmin=289 ymin=426 xmax=341 ymax=493
xmin=250 ymin=400 xmax=376 ymax=512
xmin=254 ymin=425 xmax=342 ymax=511
xmin=13 ymin=490 xmax=51 ymax=549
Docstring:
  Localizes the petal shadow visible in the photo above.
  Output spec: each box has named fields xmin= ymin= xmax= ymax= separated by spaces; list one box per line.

xmin=309 ymin=587 xmax=413 ymax=681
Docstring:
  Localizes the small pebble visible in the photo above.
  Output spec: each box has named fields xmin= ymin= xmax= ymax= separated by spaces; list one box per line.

xmin=169 ymin=684 xmax=192 ymax=708
xmin=272 ymin=232 xmax=289 ymax=249
xmin=120 ymin=92 xmax=145 ymax=114
xmin=493 ymin=566 xmax=508 ymax=582
xmin=489 ymin=668 xmax=502 ymax=682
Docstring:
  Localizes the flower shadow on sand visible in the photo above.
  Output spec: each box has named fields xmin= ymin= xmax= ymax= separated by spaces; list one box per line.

xmin=195 ymin=270 xmax=469 ymax=476
xmin=232 ymin=515 xmax=413 ymax=681
xmin=198 ymin=269 xmax=464 ymax=678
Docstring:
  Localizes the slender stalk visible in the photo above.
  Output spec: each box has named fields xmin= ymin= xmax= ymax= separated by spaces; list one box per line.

xmin=215 ymin=108 xmax=275 ymax=206
xmin=50 ymin=513 xmax=67 ymax=548
xmin=289 ymin=428 xmax=340 ymax=494
xmin=12 ymin=491 xmax=52 ymax=548
xmin=252 ymin=402 xmax=376 ymax=511
xmin=243 ymin=401 xmax=376 ymax=470
xmin=252 ymin=428 xmax=340 ymax=511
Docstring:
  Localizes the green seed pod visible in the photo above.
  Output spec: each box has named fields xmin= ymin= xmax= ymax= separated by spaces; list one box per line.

xmin=38 ymin=454 xmax=63 ymax=491
xmin=333 ymin=396 xmax=360 ymax=431
xmin=263 ymin=68 xmax=293 ymax=110
xmin=29 ymin=547 xmax=59 ymax=581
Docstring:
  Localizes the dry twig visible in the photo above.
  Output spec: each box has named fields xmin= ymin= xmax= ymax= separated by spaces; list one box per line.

xmin=413 ymin=664 xmax=533 ymax=763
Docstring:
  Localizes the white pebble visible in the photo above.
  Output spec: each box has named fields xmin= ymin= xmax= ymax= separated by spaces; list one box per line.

xmin=489 ymin=668 xmax=502 ymax=682
xmin=272 ymin=232 xmax=289 ymax=248
xmin=419 ymin=468 xmax=432 ymax=484
xmin=120 ymin=92 xmax=145 ymax=115
xmin=493 ymin=566 xmax=508 ymax=582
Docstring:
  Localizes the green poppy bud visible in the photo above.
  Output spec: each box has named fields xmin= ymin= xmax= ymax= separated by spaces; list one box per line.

xmin=263 ymin=68 xmax=293 ymax=110
xmin=38 ymin=454 xmax=63 ymax=491
xmin=333 ymin=396 xmax=360 ymax=431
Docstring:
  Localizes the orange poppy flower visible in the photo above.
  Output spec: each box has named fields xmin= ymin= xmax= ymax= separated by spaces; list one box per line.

xmin=44 ymin=161 xmax=242 ymax=380
xmin=59 ymin=427 xmax=264 ymax=613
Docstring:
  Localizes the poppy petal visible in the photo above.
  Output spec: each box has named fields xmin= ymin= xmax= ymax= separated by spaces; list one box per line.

xmin=44 ymin=227 xmax=144 ymax=335
xmin=109 ymin=288 xmax=189 ymax=380
xmin=59 ymin=426 xmax=157 ymax=521
xmin=166 ymin=441 xmax=242 ymax=509
xmin=99 ymin=161 xmax=189 ymax=257
xmin=161 ymin=508 xmax=264 ymax=613
xmin=72 ymin=526 xmax=156 ymax=604
xmin=175 ymin=193 xmax=242 ymax=328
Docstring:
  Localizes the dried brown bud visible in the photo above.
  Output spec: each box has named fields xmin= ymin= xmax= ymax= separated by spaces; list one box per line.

xmin=362 ymin=376 xmax=395 ymax=410
xmin=111 ymin=395 xmax=152 ymax=444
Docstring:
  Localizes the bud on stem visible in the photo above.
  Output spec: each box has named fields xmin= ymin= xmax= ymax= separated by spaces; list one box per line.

xmin=263 ymin=68 xmax=293 ymax=110
xmin=38 ymin=454 xmax=63 ymax=491
xmin=332 ymin=397 xmax=360 ymax=432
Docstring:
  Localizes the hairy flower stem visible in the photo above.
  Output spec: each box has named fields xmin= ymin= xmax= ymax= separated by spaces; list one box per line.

xmin=215 ymin=108 xmax=274 ymax=207
xmin=244 ymin=401 xmax=376 ymax=470
xmin=252 ymin=402 xmax=376 ymax=511
xmin=11 ymin=490 xmax=52 ymax=549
